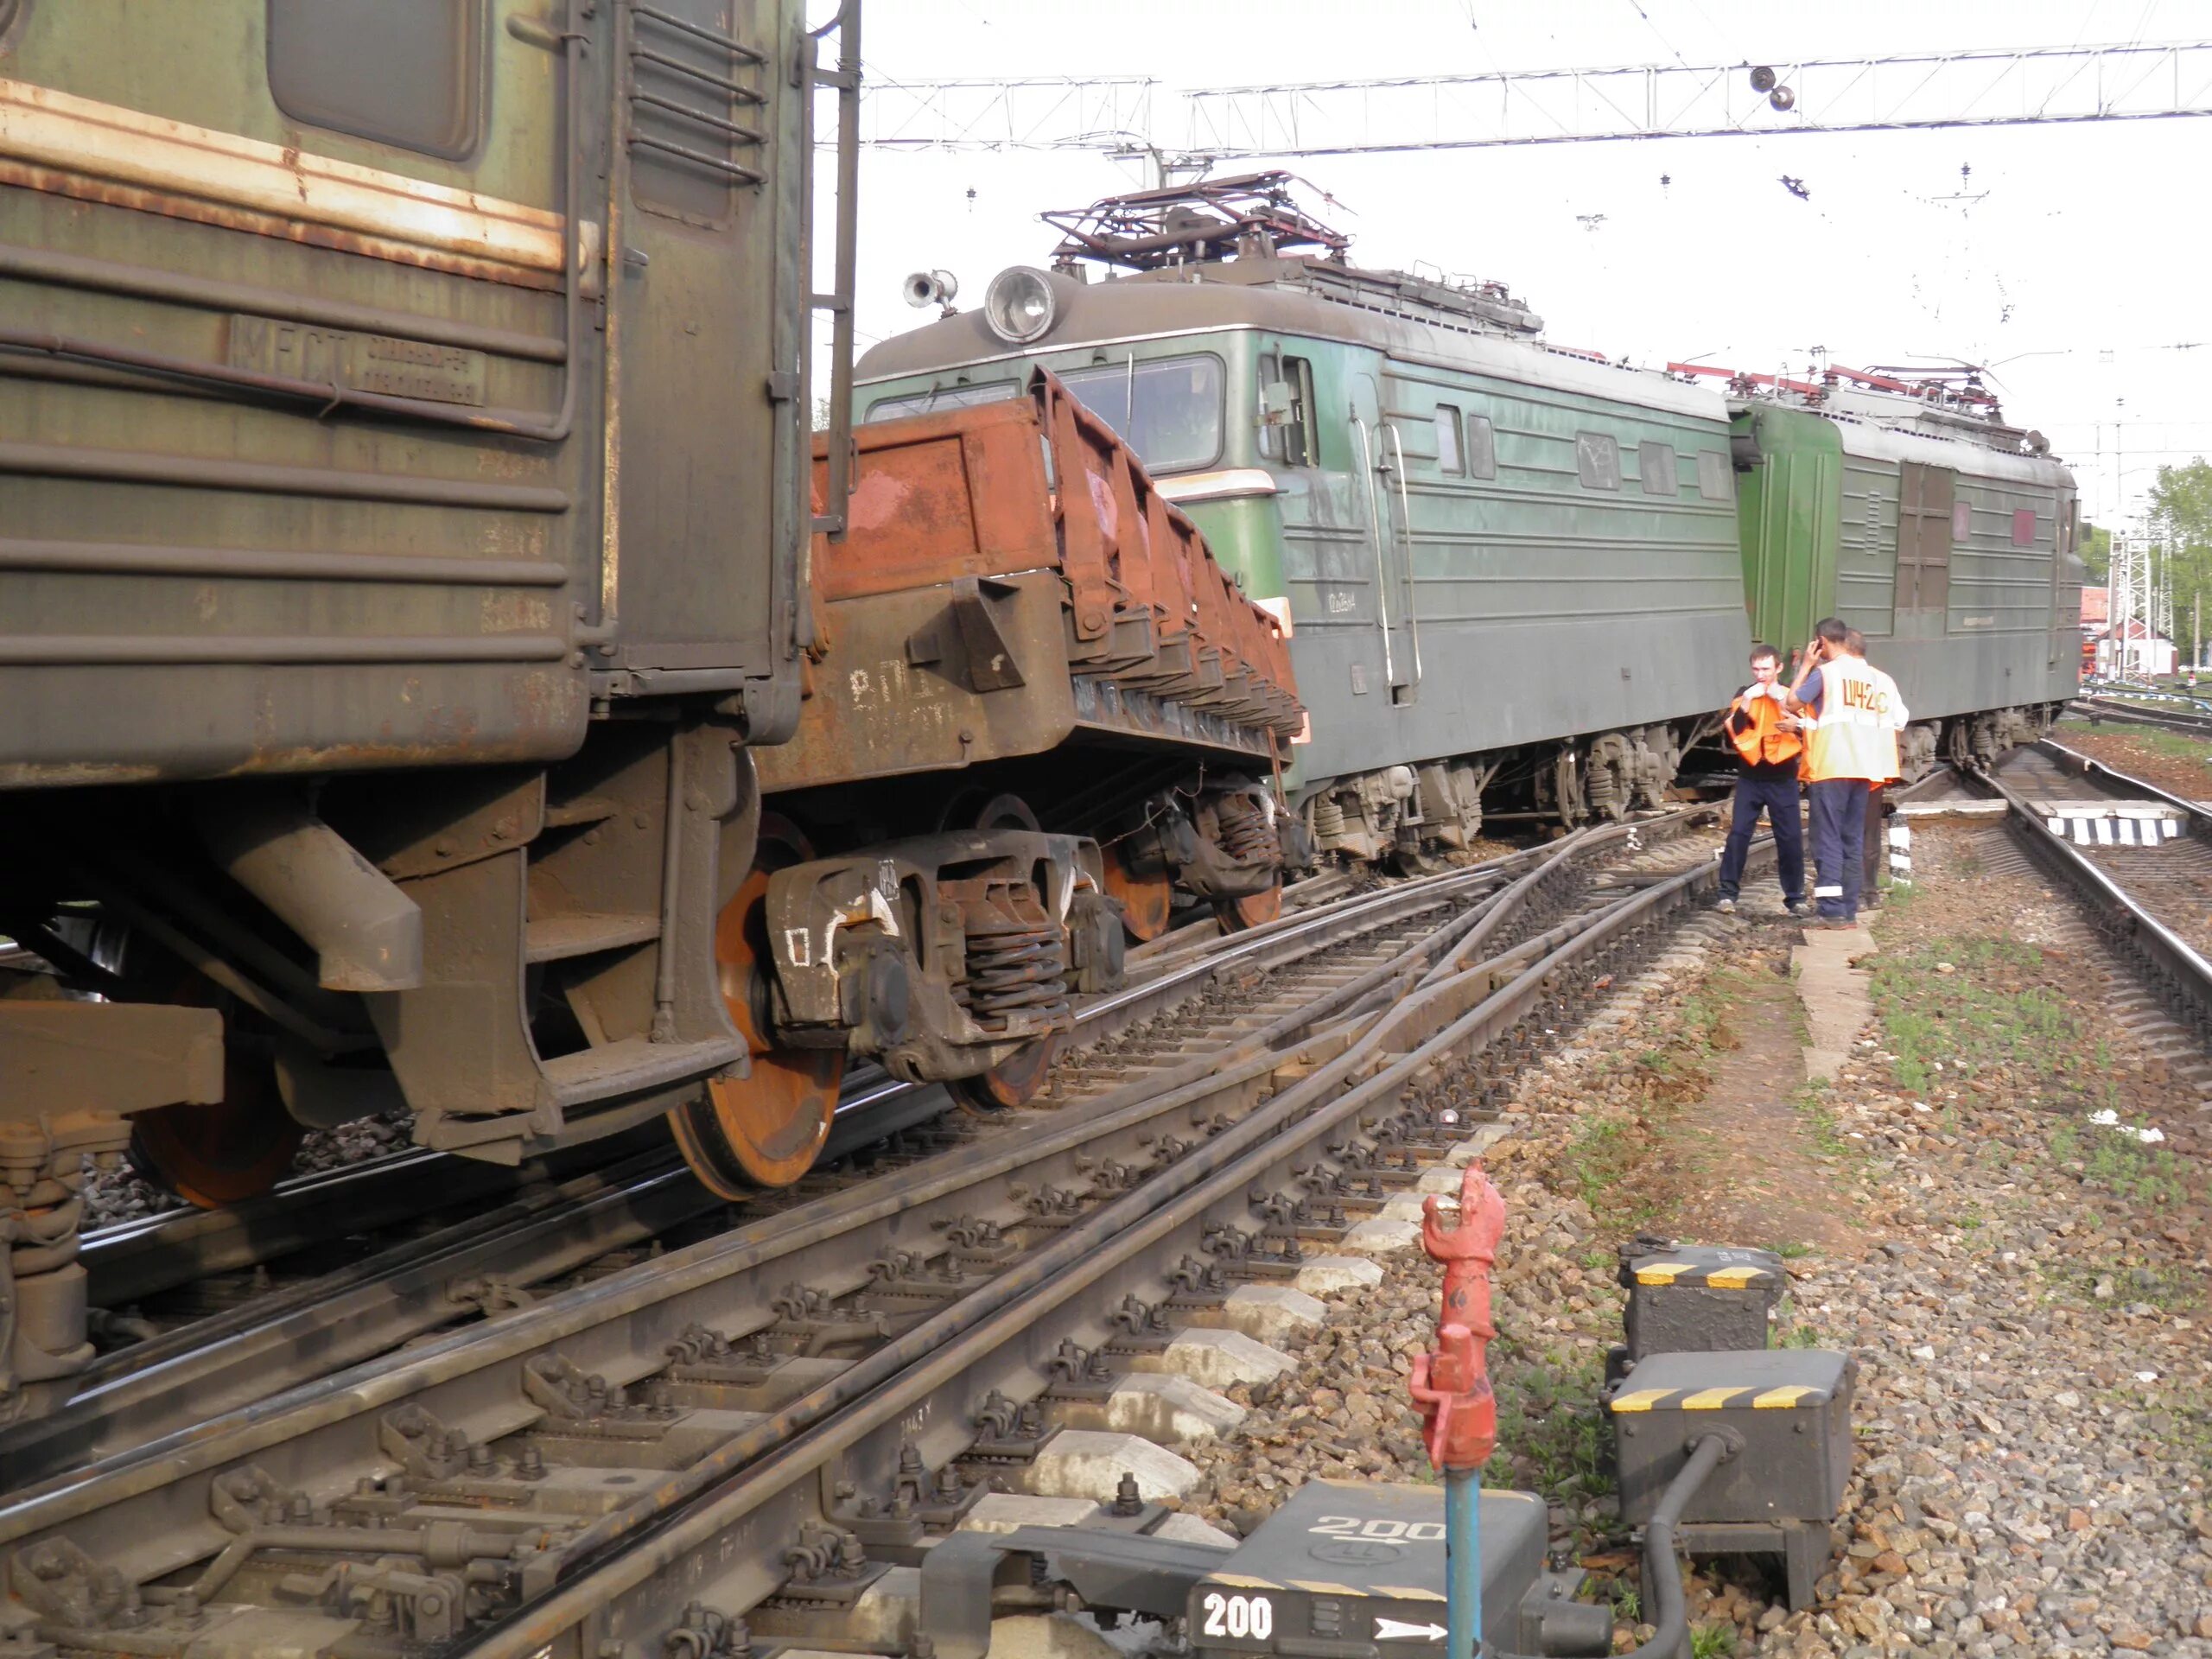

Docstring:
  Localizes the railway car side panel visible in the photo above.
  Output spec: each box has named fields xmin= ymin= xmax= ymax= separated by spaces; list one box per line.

xmin=0 ymin=0 xmax=596 ymax=785
xmin=1268 ymin=348 xmax=1749 ymax=790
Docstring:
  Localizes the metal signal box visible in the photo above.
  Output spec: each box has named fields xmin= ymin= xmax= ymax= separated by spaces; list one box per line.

xmin=1605 ymin=1348 xmax=1855 ymax=1527
xmin=1616 ymin=1243 xmax=1785 ymax=1360
xmin=1189 ymin=1478 xmax=1608 ymax=1659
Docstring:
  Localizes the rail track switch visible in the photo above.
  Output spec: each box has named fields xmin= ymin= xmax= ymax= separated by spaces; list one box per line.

xmin=918 ymin=1478 xmax=1609 ymax=1659
xmin=1604 ymin=1348 xmax=1856 ymax=1611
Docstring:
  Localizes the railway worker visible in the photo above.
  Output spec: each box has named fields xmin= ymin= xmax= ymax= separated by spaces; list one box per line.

xmin=1786 ymin=620 xmax=1908 ymax=927
xmin=1845 ymin=629 xmax=1894 ymax=908
xmin=1714 ymin=643 xmax=1807 ymax=916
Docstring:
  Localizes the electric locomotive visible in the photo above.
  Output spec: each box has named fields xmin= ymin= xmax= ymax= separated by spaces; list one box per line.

xmin=856 ymin=174 xmax=2081 ymax=853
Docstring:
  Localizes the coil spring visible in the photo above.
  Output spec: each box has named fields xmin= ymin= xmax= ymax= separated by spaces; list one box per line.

xmin=955 ymin=897 xmax=1070 ymax=1031
xmin=1311 ymin=795 xmax=1346 ymax=840
xmin=1215 ymin=792 xmax=1277 ymax=861
xmin=1586 ymin=755 xmax=1620 ymax=817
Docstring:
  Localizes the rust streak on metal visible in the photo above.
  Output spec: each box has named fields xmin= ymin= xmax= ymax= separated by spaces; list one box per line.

xmin=0 ymin=163 xmax=563 ymax=291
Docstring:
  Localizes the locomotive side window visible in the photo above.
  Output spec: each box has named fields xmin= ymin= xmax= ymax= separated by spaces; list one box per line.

xmin=1058 ymin=353 xmax=1225 ymax=474
xmin=1465 ymin=414 xmax=1497 ymax=480
xmin=1574 ymin=431 xmax=1621 ymax=491
xmin=1696 ymin=450 xmax=1731 ymax=499
xmin=1639 ymin=442 xmax=1679 ymax=497
xmin=267 ymin=0 xmax=484 ymax=160
xmin=1435 ymin=405 xmax=1465 ymax=475
xmin=2012 ymin=508 xmax=2038 ymax=547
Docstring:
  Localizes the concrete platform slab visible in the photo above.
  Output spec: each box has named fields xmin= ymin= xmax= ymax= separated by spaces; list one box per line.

xmin=1792 ymin=921 xmax=1877 ymax=1082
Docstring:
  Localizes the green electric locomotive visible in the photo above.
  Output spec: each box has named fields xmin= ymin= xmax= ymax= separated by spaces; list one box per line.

xmin=857 ymin=175 xmax=2082 ymax=858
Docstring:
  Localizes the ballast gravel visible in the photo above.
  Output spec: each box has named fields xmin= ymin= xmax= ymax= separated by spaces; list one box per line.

xmin=1178 ymin=825 xmax=2212 ymax=1659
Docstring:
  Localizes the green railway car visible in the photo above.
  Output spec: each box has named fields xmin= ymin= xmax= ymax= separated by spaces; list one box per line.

xmin=1724 ymin=370 xmax=2082 ymax=778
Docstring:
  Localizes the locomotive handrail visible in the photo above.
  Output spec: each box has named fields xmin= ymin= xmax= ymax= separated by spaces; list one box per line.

xmin=1388 ymin=421 xmax=1425 ymax=690
xmin=1352 ymin=416 xmax=1399 ymax=691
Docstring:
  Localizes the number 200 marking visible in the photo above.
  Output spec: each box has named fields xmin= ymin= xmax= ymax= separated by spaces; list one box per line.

xmin=1201 ymin=1593 xmax=1273 ymax=1640
xmin=1310 ymin=1516 xmax=1447 ymax=1541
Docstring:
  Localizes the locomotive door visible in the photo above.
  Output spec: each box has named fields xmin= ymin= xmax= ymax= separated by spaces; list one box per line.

xmin=1351 ymin=373 xmax=1418 ymax=703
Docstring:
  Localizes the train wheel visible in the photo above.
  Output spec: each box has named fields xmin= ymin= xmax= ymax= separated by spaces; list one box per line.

xmin=1217 ymin=880 xmax=1283 ymax=931
xmin=668 ymin=819 xmax=843 ymax=1196
xmin=949 ymin=1035 xmax=1058 ymax=1114
xmin=129 ymin=979 xmax=301 ymax=1210
xmin=1100 ymin=841 xmax=1173 ymax=942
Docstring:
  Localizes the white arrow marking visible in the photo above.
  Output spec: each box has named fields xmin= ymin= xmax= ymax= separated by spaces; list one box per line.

xmin=1374 ymin=1618 xmax=1448 ymax=1643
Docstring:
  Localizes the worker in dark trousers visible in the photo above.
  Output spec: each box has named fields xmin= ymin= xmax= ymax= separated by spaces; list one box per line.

xmin=1714 ymin=643 xmax=1806 ymax=916
xmin=1786 ymin=620 xmax=1907 ymax=928
xmin=1847 ymin=628 xmax=1890 ymax=910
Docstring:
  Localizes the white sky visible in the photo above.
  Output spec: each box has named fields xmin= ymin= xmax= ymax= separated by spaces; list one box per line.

xmin=816 ymin=1 xmax=2212 ymax=529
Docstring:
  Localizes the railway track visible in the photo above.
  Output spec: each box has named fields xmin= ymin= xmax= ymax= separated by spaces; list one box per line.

xmin=2072 ymin=693 xmax=2212 ymax=737
xmin=0 ymin=808 xmax=1733 ymax=1659
xmin=1906 ymin=739 xmax=2212 ymax=1052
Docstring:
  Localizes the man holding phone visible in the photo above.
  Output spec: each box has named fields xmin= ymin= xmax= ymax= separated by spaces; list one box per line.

xmin=1785 ymin=619 xmax=1908 ymax=927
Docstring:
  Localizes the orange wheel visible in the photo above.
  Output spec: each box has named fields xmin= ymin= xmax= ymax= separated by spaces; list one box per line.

xmin=668 ymin=820 xmax=844 ymax=1196
xmin=128 ymin=979 xmax=300 ymax=1209
xmin=1218 ymin=880 xmax=1283 ymax=932
xmin=949 ymin=1034 xmax=1058 ymax=1115
xmin=1101 ymin=842 xmax=1174 ymax=943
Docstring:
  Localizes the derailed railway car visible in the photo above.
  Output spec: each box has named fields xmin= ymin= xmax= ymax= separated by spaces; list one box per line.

xmin=0 ymin=3 xmax=1303 ymax=1421
xmin=0 ymin=0 xmax=874 ymax=1406
xmin=707 ymin=371 xmax=1304 ymax=1158
xmin=858 ymin=174 xmax=2080 ymax=850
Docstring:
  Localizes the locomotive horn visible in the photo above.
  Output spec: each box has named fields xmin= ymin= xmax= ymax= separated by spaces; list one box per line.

xmin=902 ymin=270 xmax=959 ymax=310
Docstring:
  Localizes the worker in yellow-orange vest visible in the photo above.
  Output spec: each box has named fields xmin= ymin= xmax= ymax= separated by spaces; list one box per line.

xmin=1713 ymin=643 xmax=1807 ymax=916
xmin=1786 ymin=618 xmax=1909 ymax=927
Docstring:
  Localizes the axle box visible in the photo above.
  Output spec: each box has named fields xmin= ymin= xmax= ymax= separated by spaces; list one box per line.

xmin=1605 ymin=1348 xmax=1855 ymax=1526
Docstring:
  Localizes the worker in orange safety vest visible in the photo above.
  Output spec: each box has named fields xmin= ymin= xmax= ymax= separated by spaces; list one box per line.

xmin=1714 ymin=643 xmax=1807 ymax=916
xmin=1785 ymin=618 xmax=1908 ymax=927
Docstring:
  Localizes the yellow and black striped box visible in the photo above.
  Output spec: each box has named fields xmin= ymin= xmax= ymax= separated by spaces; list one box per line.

xmin=1605 ymin=1349 xmax=1853 ymax=1525
xmin=1616 ymin=1243 xmax=1784 ymax=1360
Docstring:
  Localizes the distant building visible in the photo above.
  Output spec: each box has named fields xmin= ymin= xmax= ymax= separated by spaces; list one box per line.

xmin=2079 ymin=586 xmax=2109 ymax=630
xmin=2096 ymin=616 xmax=2177 ymax=677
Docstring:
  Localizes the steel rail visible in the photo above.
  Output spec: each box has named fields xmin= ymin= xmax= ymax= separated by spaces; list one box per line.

xmin=3 ymin=1151 xmax=728 ymax=1486
xmin=10 ymin=838 xmax=1611 ymax=1495
xmin=469 ymin=832 xmax=1721 ymax=1656
xmin=0 ymin=817 xmax=1725 ymax=1659
xmin=1965 ymin=750 xmax=2212 ymax=1044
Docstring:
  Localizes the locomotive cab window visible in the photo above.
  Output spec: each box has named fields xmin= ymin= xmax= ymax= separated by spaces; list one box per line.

xmin=1257 ymin=353 xmax=1316 ymax=467
xmin=267 ymin=0 xmax=484 ymax=159
xmin=1434 ymin=405 xmax=1465 ymax=475
xmin=1638 ymin=441 xmax=1678 ymax=497
xmin=865 ymin=380 xmax=1018 ymax=422
xmin=1574 ymin=431 xmax=1621 ymax=491
xmin=1057 ymin=353 xmax=1224 ymax=474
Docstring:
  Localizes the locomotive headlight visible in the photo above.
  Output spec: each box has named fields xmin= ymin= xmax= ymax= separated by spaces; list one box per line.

xmin=983 ymin=266 xmax=1058 ymax=345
